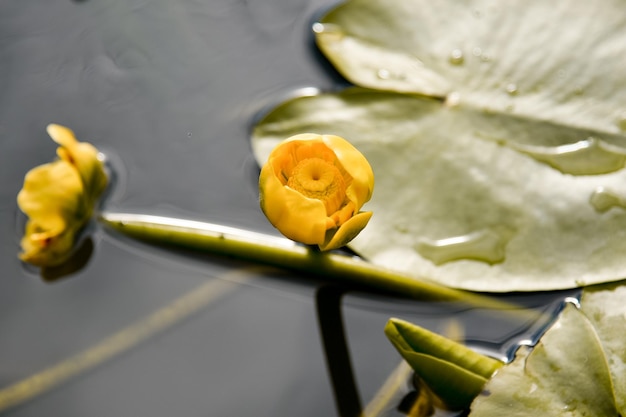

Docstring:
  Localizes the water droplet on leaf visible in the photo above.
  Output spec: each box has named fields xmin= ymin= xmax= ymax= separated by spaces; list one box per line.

xmin=505 ymin=83 xmax=518 ymax=95
xmin=445 ymin=92 xmax=461 ymax=107
xmin=502 ymin=137 xmax=626 ymax=175
xmin=312 ymin=22 xmax=342 ymax=36
xmin=590 ymin=187 xmax=626 ymax=213
xmin=377 ymin=69 xmax=391 ymax=80
xmin=449 ymin=49 xmax=464 ymax=65
xmin=415 ymin=228 xmax=510 ymax=265
xmin=312 ymin=22 xmax=325 ymax=33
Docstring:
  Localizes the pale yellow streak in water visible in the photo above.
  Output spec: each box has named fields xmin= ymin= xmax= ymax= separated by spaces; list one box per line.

xmin=0 ymin=270 xmax=253 ymax=412
xmin=362 ymin=361 xmax=414 ymax=417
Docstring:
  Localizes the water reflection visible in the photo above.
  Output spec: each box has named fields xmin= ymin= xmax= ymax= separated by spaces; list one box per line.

xmin=0 ymin=273 xmax=243 ymax=413
xmin=16 ymin=215 xmax=98 ymax=282
xmin=40 ymin=237 xmax=94 ymax=283
xmin=396 ymin=377 xmax=436 ymax=417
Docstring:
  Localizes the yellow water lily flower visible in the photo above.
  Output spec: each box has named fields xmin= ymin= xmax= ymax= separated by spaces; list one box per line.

xmin=259 ymin=133 xmax=374 ymax=251
xmin=17 ymin=124 xmax=108 ymax=267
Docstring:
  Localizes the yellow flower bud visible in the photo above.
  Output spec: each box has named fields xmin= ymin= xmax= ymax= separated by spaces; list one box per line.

xmin=17 ymin=124 xmax=108 ymax=266
xmin=259 ymin=133 xmax=374 ymax=251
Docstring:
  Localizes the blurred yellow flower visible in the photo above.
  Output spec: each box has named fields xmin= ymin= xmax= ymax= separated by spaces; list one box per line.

xmin=259 ymin=133 xmax=374 ymax=251
xmin=17 ymin=124 xmax=108 ymax=267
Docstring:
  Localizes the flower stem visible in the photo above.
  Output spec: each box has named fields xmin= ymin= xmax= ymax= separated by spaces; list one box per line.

xmin=99 ymin=212 xmax=539 ymax=316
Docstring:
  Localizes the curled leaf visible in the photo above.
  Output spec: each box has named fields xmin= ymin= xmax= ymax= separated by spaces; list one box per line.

xmin=385 ymin=317 xmax=503 ymax=410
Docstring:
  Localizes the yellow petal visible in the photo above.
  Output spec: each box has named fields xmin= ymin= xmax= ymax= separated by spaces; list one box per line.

xmin=46 ymin=123 xmax=77 ymax=147
xmin=17 ymin=160 xmax=89 ymax=266
xmin=47 ymin=123 xmax=107 ymax=204
xmin=259 ymin=162 xmax=329 ymax=245
xmin=19 ymin=218 xmax=77 ymax=267
xmin=269 ymin=134 xmax=333 ymax=182
xmin=319 ymin=211 xmax=373 ymax=251
xmin=295 ymin=140 xmax=338 ymax=163
xmin=281 ymin=132 xmax=325 ymax=145
xmin=321 ymin=134 xmax=374 ymax=210
xmin=330 ymin=201 xmax=356 ymax=227
xmin=17 ymin=160 xmax=85 ymax=220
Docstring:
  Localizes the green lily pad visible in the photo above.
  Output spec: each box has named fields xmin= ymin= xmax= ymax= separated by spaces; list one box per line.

xmin=469 ymin=282 xmax=626 ymax=415
xmin=252 ymin=0 xmax=626 ymax=291
xmin=314 ymin=0 xmax=626 ymax=136
xmin=579 ymin=283 xmax=626 ymax=412
xmin=252 ymin=88 xmax=626 ymax=291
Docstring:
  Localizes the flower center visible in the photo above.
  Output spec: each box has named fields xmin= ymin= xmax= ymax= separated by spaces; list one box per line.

xmin=287 ymin=158 xmax=347 ymax=215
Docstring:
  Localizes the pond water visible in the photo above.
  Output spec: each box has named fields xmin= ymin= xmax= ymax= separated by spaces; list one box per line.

xmin=0 ymin=0 xmax=577 ymax=415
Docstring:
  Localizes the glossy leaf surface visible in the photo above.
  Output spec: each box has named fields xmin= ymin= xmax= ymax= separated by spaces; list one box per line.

xmin=253 ymin=0 xmax=626 ymax=291
xmin=469 ymin=283 xmax=626 ymax=415
xmin=252 ymin=89 xmax=626 ymax=291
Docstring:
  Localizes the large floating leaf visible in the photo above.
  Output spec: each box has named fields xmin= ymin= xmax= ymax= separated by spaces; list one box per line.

xmin=469 ymin=282 xmax=626 ymax=415
xmin=252 ymin=89 xmax=626 ymax=291
xmin=314 ymin=0 xmax=626 ymax=136
xmin=252 ymin=0 xmax=626 ymax=292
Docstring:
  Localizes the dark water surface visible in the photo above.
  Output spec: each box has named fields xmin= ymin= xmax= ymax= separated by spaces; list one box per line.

xmin=0 ymin=0 xmax=575 ymax=416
